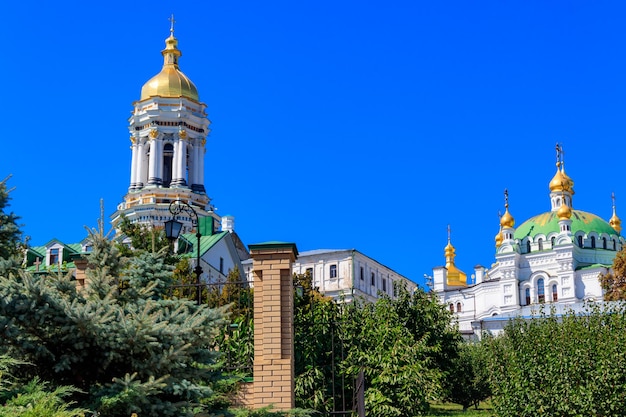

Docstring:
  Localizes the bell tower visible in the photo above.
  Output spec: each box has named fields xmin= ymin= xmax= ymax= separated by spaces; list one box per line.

xmin=112 ymin=16 xmax=220 ymax=234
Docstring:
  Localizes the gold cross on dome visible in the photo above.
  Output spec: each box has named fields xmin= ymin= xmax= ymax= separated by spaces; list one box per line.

xmin=169 ymin=14 xmax=176 ymax=34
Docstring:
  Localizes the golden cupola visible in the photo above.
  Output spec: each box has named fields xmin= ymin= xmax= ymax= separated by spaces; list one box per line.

xmin=549 ymin=144 xmax=575 ymax=194
xmin=140 ymin=17 xmax=199 ymax=102
xmin=557 ymin=197 xmax=572 ymax=221
xmin=610 ymin=193 xmax=622 ymax=234
xmin=500 ymin=189 xmax=515 ymax=229
xmin=444 ymin=225 xmax=467 ymax=287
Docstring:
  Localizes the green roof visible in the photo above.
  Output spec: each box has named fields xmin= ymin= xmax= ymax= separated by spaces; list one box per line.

xmin=179 ymin=231 xmax=228 ymax=257
xmin=515 ymin=209 xmax=617 ymax=240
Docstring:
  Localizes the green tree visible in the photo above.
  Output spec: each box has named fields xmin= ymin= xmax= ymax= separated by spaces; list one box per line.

xmin=340 ymin=284 xmax=448 ymax=417
xmin=116 ymin=214 xmax=171 ymax=256
xmin=294 ymin=272 xmax=339 ymax=413
xmin=0 ymin=231 xmax=230 ymax=416
xmin=445 ymin=341 xmax=491 ymax=410
xmin=599 ymin=248 xmax=626 ymax=300
xmin=485 ymin=304 xmax=626 ymax=416
xmin=0 ymin=176 xmax=23 ymax=275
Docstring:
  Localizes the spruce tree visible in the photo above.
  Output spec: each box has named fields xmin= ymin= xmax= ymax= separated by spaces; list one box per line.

xmin=0 ymin=176 xmax=23 ymax=275
xmin=0 ymin=231 xmax=230 ymax=416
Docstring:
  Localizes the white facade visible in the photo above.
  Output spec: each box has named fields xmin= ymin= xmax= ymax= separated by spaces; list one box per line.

xmin=243 ymin=249 xmax=416 ymax=302
xmin=433 ymin=150 xmax=625 ymax=339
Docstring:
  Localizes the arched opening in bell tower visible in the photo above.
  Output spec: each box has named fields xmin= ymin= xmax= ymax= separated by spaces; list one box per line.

xmin=163 ymin=143 xmax=174 ymax=187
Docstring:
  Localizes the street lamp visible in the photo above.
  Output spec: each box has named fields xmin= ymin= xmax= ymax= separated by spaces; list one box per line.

xmin=164 ymin=200 xmax=203 ymax=305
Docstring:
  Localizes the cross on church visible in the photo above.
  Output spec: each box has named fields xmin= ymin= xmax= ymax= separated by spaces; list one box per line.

xmin=169 ymin=14 xmax=176 ymax=34
xmin=34 ymin=257 xmax=41 ymax=272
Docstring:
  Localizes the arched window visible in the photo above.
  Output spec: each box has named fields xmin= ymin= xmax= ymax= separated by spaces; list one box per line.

xmin=551 ymin=236 xmax=556 ymax=248
xmin=456 ymin=302 xmax=462 ymax=313
xmin=578 ymin=235 xmax=583 ymax=247
xmin=614 ymin=239 xmax=617 ymax=251
xmin=449 ymin=304 xmax=454 ymax=313
xmin=162 ymin=143 xmax=174 ymax=187
xmin=552 ymin=284 xmax=558 ymax=302
xmin=591 ymin=236 xmax=596 ymax=249
xmin=525 ymin=288 xmax=531 ymax=305
xmin=603 ymin=237 xmax=607 ymax=249
xmin=537 ymin=278 xmax=545 ymax=303
xmin=538 ymin=239 xmax=544 ymax=251
xmin=556 ymin=197 xmax=561 ymax=206
xmin=526 ymin=240 xmax=531 ymax=253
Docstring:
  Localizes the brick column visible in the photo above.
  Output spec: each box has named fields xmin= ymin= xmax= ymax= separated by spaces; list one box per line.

xmin=249 ymin=242 xmax=298 ymax=410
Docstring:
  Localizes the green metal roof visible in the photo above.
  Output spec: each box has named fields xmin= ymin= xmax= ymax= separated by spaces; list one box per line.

xmin=515 ymin=209 xmax=617 ymax=240
xmin=576 ymin=263 xmax=612 ymax=271
xmin=179 ymin=231 xmax=228 ymax=257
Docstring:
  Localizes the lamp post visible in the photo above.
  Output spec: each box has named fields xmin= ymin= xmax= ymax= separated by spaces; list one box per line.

xmin=164 ymin=200 xmax=203 ymax=305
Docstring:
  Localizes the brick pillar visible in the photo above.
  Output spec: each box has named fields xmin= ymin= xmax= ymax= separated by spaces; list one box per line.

xmin=249 ymin=242 xmax=298 ymax=410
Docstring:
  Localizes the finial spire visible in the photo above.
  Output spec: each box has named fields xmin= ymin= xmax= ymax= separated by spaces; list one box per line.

xmin=555 ymin=143 xmax=562 ymax=168
xmin=504 ymin=188 xmax=509 ymax=209
xmin=447 ymin=224 xmax=451 ymax=243
xmin=169 ymin=14 xmax=176 ymax=35
xmin=612 ymin=192 xmax=616 ymax=210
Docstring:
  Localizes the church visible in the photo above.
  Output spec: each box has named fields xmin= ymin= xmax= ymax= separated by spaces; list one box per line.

xmin=433 ymin=145 xmax=625 ymax=339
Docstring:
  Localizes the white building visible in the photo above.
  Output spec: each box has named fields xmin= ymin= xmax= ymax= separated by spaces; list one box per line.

xmin=244 ymin=249 xmax=416 ymax=302
xmin=433 ymin=146 xmax=625 ymax=339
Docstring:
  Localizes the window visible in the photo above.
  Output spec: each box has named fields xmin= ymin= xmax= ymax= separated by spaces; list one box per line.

xmin=603 ymin=237 xmax=607 ymax=249
xmin=538 ymin=239 xmax=543 ymax=251
xmin=552 ymin=284 xmax=558 ymax=302
xmin=551 ymin=236 xmax=556 ymax=248
xmin=219 ymin=257 xmax=224 ymax=274
xmin=578 ymin=235 xmax=583 ymax=247
xmin=525 ymin=288 xmax=531 ymax=305
xmin=456 ymin=302 xmax=462 ymax=313
xmin=537 ymin=278 xmax=545 ymax=303
xmin=330 ymin=265 xmax=337 ymax=278
xmin=382 ymin=278 xmax=387 ymax=292
xmin=306 ymin=267 xmax=313 ymax=278
xmin=614 ymin=239 xmax=617 ymax=251
xmin=526 ymin=240 xmax=531 ymax=253
xmin=591 ymin=236 xmax=596 ymax=249
xmin=360 ymin=267 xmax=364 ymax=281
xmin=163 ymin=143 xmax=174 ymax=187
xmin=449 ymin=304 xmax=454 ymax=312
xmin=49 ymin=248 xmax=59 ymax=266
xmin=371 ymin=272 xmax=375 ymax=286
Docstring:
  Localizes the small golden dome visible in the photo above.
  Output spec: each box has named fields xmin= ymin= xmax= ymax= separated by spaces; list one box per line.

xmin=443 ymin=228 xmax=467 ymax=287
xmin=500 ymin=208 xmax=515 ymax=228
xmin=495 ymin=230 xmax=503 ymax=247
xmin=610 ymin=193 xmax=622 ymax=234
xmin=549 ymin=164 xmax=572 ymax=193
xmin=140 ymin=29 xmax=199 ymax=101
xmin=557 ymin=201 xmax=572 ymax=221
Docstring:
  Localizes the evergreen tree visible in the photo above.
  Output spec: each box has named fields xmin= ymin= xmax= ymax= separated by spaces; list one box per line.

xmin=0 ymin=231 xmax=230 ymax=416
xmin=0 ymin=176 xmax=23 ymax=275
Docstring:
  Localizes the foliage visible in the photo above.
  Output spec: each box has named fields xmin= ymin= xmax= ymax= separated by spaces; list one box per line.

xmin=445 ymin=342 xmax=491 ymax=410
xmin=340 ymin=284 xmax=449 ymax=417
xmin=0 ymin=378 xmax=88 ymax=417
xmin=0 ymin=231 xmax=229 ymax=416
xmin=485 ymin=303 xmax=626 ymax=416
xmin=600 ymin=248 xmax=626 ymax=300
xmin=0 ymin=176 xmax=23 ymax=276
xmin=293 ymin=272 xmax=339 ymax=413
xmin=116 ymin=214 xmax=172 ymax=256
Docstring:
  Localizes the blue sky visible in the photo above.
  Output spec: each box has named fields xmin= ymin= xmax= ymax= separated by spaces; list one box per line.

xmin=3 ymin=0 xmax=626 ymax=287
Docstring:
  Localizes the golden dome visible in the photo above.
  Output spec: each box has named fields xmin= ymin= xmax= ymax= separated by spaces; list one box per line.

xmin=500 ymin=209 xmax=515 ymax=229
xmin=557 ymin=201 xmax=572 ymax=221
xmin=495 ymin=229 xmax=503 ymax=247
xmin=444 ymin=228 xmax=467 ymax=287
xmin=140 ymin=28 xmax=199 ymax=101
xmin=549 ymin=164 xmax=574 ymax=193
xmin=610 ymin=193 xmax=622 ymax=234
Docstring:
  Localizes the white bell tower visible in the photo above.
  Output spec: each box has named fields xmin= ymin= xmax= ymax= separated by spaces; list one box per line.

xmin=112 ymin=17 xmax=220 ymax=234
